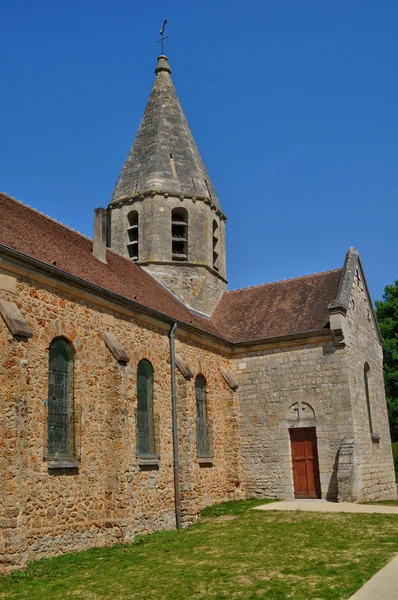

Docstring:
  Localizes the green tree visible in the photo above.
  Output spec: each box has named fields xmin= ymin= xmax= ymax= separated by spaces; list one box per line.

xmin=375 ymin=281 xmax=398 ymax=442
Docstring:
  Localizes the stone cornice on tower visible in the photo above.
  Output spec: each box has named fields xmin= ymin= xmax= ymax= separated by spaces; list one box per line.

xmin=111 ymin=190 xmax=227 ymax=221
xmin=110 ymin=55 xmax=223 ymax=213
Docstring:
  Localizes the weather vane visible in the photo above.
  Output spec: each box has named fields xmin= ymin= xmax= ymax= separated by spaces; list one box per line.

xmin=157 ymin=19 xmax=168 ymax=55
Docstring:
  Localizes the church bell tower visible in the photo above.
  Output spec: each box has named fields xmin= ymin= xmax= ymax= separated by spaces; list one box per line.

xmin=107 ymin=55 xmax=227 ymax=316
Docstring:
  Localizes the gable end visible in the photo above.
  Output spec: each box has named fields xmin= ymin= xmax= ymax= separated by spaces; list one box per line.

xmin=329 ymin=247 xmax=382 ymax=344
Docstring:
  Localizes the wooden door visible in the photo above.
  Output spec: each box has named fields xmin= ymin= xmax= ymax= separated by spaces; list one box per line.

xmin=290 ymin=427 xmax=321 ymax=499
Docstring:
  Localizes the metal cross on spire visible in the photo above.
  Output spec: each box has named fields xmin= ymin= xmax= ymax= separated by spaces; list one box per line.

xmin=157 ymin=19 xmax=168 ymax=55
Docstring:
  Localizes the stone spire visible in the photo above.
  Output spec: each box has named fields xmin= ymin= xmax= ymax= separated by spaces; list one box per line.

xmin=110 ymin=55 xmax=221 ymax=211
xmin=108 ymin=55 xmax=227 ymax=316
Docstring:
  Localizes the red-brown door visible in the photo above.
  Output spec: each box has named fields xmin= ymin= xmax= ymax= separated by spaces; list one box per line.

xmin=290 ymin=427 xmax=321 ymax=499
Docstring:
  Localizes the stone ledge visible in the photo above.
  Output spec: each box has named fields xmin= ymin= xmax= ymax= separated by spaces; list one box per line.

xmin=138 ymin=457 xmax=160 ymax=469
xmin=0 ymin=299 xmax=33 ymax=339
xmin=0 ymin=273 xmax=17 ymax=294
xmin=220 ymin=366 xmax=238 ymax=390
xmin=103 ymin=331 xmax=129 ymax=363
xmin=175 ymin=353 xmax=194 ymax=379
xmin=198 ymin=457 xmax=214 ymax=466
xmin=139 ymin=259 xmax=228 ymax=283
xmin=47 ymin=460 xmax=80 ymax=469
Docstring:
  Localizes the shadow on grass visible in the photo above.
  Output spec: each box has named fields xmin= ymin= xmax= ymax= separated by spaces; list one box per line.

xmin=200 ymin=497 xmax=280 ymax=518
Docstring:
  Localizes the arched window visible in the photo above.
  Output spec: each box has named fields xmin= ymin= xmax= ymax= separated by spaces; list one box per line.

xmin=47 ymin=338 xmax=75 ymax=459
xmin=171 ymin=208 xmax=188 ymax=261
xmin=195 ymin=375 xmax=213 ymax=459
xmin=137 ymin=360 xmax=157 ymax=458
xmin=127 ymin=210 xmax=139 ymax=261
xmin=212 ymin=220 xmax=219 ymax=271
xmin=364 ymin=363 xmax=373 ymax=434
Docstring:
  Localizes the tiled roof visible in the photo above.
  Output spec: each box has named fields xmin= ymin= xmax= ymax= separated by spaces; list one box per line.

xmin=0 ymin=193 xmax=223 ymax=338
xmin=210 ymin=270 xmax=342 ymax=344
xmin=0 ymin=193 xmax=342 ymax=345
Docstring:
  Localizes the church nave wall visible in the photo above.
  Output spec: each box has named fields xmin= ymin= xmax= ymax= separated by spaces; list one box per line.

xmin=0 ymin=270 xmax=239 ymax=572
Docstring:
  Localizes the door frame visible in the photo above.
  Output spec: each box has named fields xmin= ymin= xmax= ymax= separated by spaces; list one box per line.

xmin=289 ymin=426 xmax=321 ymax=499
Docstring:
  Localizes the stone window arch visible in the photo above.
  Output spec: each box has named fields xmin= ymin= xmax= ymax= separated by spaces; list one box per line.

xmin=364 ymin=362 xmax=373 ymax=434
xmin=127 ymin=210 xmax=139 ymax=260
xmin=137 ymin=359 xmax=157 ymax=458
xmin=171 ymin=208 xmax=188 ymax=261
xmin=195 ymin=375 xmax=213 ymax=459
xmin=47 ymin=338 xmax=75 ymax=459
xmin=212 ymin=220 xmax=219 ymax=271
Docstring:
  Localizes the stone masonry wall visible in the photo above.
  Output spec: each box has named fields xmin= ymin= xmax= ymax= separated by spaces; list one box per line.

xmin=344 ymin=264 xmax=396 ymax=501
xmin=146 ymin=263 xmax=226 ymax=317
xmin=174 ymin=338 xmax=243 ymax=524
xmin=231 ymin=337 xmax=355 ymax=500
xmin=0 ymin=268 xmax=239 ymax=572
xmin=109 ymin=194 xmax=227 ymax=315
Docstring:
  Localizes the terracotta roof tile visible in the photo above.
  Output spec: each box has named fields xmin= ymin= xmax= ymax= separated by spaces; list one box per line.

xmin=210 ymin=270 xmax=342 ymax=343
xmin=0 ymin=193 xmax=342 ymax=345
xmin=0 ymin=193 xmax=223 ymax=338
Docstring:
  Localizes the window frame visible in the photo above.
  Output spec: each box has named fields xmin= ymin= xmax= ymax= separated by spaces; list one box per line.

xmin=136 ymin=359 xmax=159 ymax=461
xmin=127 ymin=210 xmax=139 ymax=261
xmin=364 ymin=362 xmax=374 ymax=435
xmin=195 ymin=374 xmax=213 ymax=461
xmin=171 ymin=207 xmax=188 ymax=261
xmin=46 ymin=337 xmax=77 ymax=465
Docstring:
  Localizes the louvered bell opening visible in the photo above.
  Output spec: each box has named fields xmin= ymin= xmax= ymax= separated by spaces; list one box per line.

xmin=212 ymin=220 xmax=219 ymax=271
xmin=127 ymin=210 xmax=139 ymax=261
xmin=172 ymin=207 xmax=188 ymax=261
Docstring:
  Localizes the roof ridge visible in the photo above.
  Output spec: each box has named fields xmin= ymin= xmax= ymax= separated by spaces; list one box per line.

xmin=0 ymin=192 xmax=92 ymax=242
xmin=226 ymin=268 xmax=342 ymax=294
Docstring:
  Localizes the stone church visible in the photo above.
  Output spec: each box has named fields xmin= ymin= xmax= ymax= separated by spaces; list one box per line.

xmin=0 ymin=54 xmax=396 ymax=572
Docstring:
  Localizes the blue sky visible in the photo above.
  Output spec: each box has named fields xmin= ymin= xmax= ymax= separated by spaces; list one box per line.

xmin=1 ymin=1 xmax=397 ymax=303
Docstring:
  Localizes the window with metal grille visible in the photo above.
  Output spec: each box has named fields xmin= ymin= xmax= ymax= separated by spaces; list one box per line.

xmin=171 ymin=208 xmax=188 ymax=261
xmin=47 ymin=338 xmax=75 ymax=459
xmin=136 ymin=359 xmax=158 ymax=458
xmin=364 ymin=363 xmax=373 ymax=434
xmin=127 ymin=210 xmax=139 ymax=260
xmin=195 ymin=375 xmax=213 ymax=459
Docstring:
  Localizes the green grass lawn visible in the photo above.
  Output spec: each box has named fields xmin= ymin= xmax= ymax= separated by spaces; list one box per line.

xmin=1 ymin=498 xmax=398 ymax=600
xmin=360 ymin=500 xmax=398 ymax=506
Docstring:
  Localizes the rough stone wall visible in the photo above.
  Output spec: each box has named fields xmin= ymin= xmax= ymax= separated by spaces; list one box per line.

xmin=174 ymin=339 xmax=243 ymax=524
xmin=109 ymin=194 xmax=226 ymax=315
xmin=344 ymin=265 xmax=396 ymax=501
xmin=231 ymin=338 xmax=355 ymax=500
xmin=0 ymin=269 xmax=238 ymax=572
